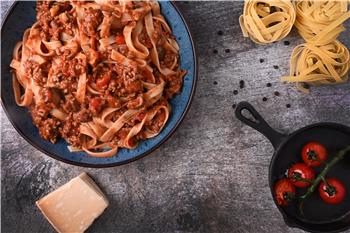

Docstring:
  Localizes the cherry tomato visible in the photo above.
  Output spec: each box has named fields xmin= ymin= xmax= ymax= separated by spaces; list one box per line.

xmin=319 ymin=178 xmax=346 ymax=205
xmin=96 ymin=74 xmax=111 ymax=89
xmin=302 ymin=142 xmax=328 ymax=167
xmin=288 ymin=163 xmax=315 ymax=188
xmin=115 ymin=35 xmax=125 ymax=45
xmin=274 ymin=178 xmax=296 ymax=206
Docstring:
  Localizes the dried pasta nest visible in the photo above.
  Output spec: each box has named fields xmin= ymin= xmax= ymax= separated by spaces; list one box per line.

xmin=295 ymin=0 xmax=350 ymax=46
xmin=281 ymin=40 xmax=350 ymax=92
xmin=239 ymin=0 xmax=296 ymax=44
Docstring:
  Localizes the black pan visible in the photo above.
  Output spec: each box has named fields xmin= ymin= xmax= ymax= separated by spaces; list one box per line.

xmin=235 ymin=101 xmax=350 ymax=233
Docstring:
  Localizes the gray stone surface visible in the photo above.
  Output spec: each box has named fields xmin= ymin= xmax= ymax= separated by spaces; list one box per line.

xmin=1 ymin=1 xmax=350 ymax=233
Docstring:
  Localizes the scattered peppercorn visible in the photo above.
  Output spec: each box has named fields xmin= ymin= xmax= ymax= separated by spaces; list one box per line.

xmin=239 ymin=80 xmax=245 ymax=89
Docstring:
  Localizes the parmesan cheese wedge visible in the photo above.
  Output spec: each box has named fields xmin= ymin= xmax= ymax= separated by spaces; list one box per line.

xmin=36 ymin=173 xmax=109 ymax=233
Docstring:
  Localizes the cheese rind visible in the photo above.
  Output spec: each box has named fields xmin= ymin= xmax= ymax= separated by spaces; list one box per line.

xmin=36 ymin=173 xmax=109 ymax=233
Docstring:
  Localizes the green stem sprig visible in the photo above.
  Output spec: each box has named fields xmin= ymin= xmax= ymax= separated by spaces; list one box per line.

xmin=298 ymin=145 xmax=350 ymax=215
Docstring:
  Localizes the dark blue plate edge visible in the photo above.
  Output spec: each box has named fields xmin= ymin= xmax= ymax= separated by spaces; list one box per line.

xmin=0 ymin=1 xmax=198 ymax=168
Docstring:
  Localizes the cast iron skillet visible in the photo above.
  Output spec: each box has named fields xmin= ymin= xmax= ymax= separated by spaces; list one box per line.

xmin=235 ymin=101 xmax=350 ymax=233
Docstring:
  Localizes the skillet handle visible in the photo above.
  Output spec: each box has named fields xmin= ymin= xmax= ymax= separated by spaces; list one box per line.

xmin=235 ymin=102 xmax=286 ymax=150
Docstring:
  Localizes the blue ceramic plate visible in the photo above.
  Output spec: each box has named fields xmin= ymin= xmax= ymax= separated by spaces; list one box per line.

xmin=1 ymin=1 xmax=197 ymax=167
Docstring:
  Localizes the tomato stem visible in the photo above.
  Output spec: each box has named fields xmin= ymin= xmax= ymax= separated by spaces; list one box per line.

xmin=283 ymin=192 xmax=295 ymax=202
xmin=298 ymin=145 xmax=350 ymax=215
xmin=292 ymin=172 xmax=314 ymax=183
xmin=325 ymin=185 xmax=336 ymax=197
xmin=307 ymin=150 xmax=324 ymax=164
xmin=321 ymin=176 xmax=329 ymax=186
xmin=320 ymin=176 xmax=336 ymax=196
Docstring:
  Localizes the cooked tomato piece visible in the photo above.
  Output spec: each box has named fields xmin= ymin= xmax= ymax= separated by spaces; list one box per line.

xmin=89 ymin=97 xmax=102 ymax=113
xmin=141 ymin=69 xmax=154 ymax=83
xmin=106 ymin=95 xmax=121 ymax=108
xmin=96 ymin=74 xmax=111 ymax=89
xmin=115 ymin=35 xmax=125 ymax=45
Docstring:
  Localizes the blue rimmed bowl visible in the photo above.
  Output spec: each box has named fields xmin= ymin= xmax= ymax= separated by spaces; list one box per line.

xmin=1 ymin=1 xmax=197 ymax=167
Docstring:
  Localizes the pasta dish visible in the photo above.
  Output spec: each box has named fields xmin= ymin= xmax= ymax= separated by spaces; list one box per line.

xmin=10 ymin=1 xmax=186 ymax=157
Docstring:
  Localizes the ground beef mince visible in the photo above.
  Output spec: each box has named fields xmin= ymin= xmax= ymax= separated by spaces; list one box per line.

xmin=81 ymin=8 xmax=103 ymax=36
xmin=62 ymin=94 xmax=80 ymax=113
xmin=60 ymin=114 xmax=81 ymax=147
xmin=37 ymin=1 xmax=73 ymax=40
xmin=39 ymin=118 xmax=61 ymax=143
xmin=31 ymin=105 xmax=61 ymax=143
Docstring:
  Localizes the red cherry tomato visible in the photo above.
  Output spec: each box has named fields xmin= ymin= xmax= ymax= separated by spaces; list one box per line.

xmin=301 ymin=142 xmax=328 ymax=167
xmin=319 ymin=178 xmax=346 ymax=205
xmin=115 ymin=35 xmax=125 ymax=45
xmin=274 ymin=178 xmax=296 ymax=206
xmin=288 ymin=163 xmax=315 ymax=188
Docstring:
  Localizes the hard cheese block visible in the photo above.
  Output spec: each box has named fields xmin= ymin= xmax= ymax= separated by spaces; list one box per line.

xmin=36 ymin=173 xmax=109 ymax=233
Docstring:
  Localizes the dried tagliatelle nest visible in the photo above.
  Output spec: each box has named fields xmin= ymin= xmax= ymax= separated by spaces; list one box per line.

xmin=281 ymin=40 xmax=350 ymax=92
xmin=295 ymin=0 xmax=350 ymax=46
xmin=239 ymin=0 xmax=296 ymax=44
xmin=282 ymin=0 xmax=350 ymax=92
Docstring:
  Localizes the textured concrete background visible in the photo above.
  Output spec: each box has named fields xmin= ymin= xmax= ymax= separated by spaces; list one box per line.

xmin=1 ymin=1 xmax=350 ymax=233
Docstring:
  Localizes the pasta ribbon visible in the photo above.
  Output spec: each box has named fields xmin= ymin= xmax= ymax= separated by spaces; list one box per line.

xmin=239 ymin=0 xmax=296 ymax=44
xmin=295 ymin=0 xmax=350 ymax=46
xmin=282 ymin=0 xmax=350 ymax=92
xmin=281 ymin=40 xmax=350 ymax=92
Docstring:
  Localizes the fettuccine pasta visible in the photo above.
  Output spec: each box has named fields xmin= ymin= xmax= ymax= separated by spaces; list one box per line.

xmin=295 ymin=0 xmax=350 ymax=46
xmin=10 ymin=1 xmax=186 ymax=157
xmin=281 ymin=40 xmax=350 ymax=92
xmin=239 ymin=0 xmax=296 ymax=44
xmin=283 ymin=0 xmax=350 ymax=92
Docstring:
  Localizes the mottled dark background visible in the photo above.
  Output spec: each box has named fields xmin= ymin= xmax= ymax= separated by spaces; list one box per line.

xmin=1 ymin=1 xmax=350 ymax=233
